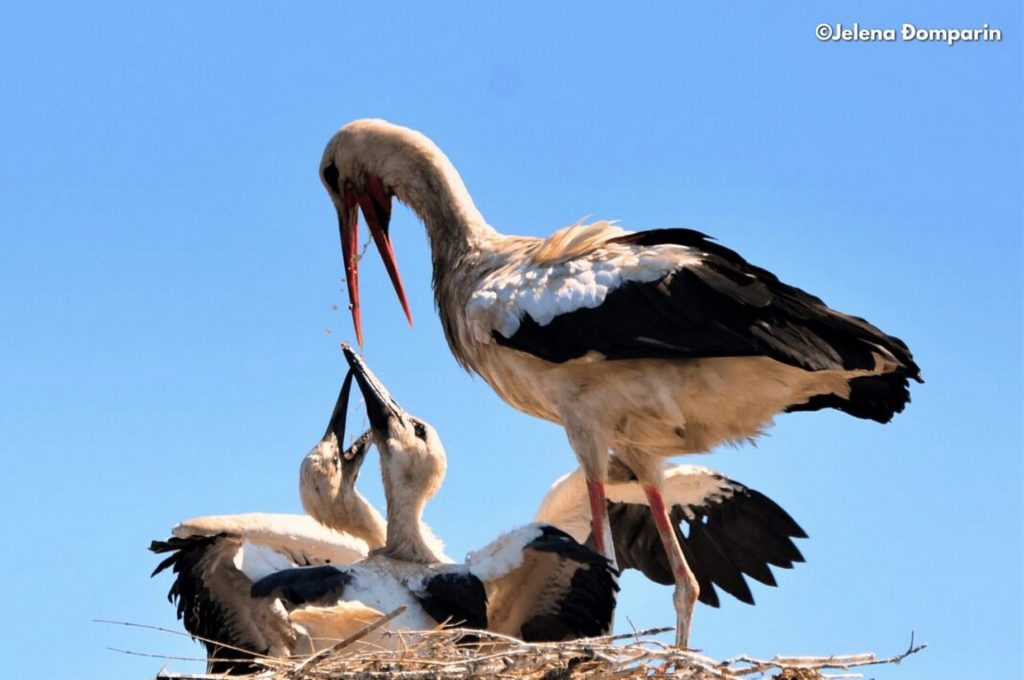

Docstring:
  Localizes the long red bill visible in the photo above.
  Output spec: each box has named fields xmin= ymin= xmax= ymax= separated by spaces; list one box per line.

xmin=339 ymin=183 xmax=363 ymax=346
xmin=358 ymin=176 xmax=413 ymax=328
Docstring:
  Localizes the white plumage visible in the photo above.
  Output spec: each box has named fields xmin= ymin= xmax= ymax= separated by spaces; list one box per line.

xmin=319 ymin=118 xmax=920 ymax=646
xmin=151 ymin=409 xmax=384 ymax=672
xmin=253 ymin=347 xmax=617 ymax=649
xmin=153 ymin=347 xmax=619 ymax=672
xmin=467 ymin=223 xmax=701 ymax=338
xmin=535 ymin=465 xmax=738 ymax=540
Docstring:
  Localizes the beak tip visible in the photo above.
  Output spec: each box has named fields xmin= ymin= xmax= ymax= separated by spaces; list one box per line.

xmin=340 ymin=342 xmax=358 ymax=366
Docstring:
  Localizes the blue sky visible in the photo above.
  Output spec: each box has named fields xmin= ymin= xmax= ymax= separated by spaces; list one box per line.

xmin=1 ymin=3 xmax=1020 ymax=678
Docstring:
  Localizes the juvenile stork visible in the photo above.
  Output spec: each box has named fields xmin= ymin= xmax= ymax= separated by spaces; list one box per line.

xmin=155 ymin=444 xmax=385 ymax=671
xmin=256 ymin=345 xmax=618 ymax=646
xmin=150 ymin=399 xmax=382 ymax=673
xmin=319 ymin=119 xmax=922 ymax=645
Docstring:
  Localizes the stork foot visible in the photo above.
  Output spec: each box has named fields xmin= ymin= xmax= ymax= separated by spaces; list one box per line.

xmin=672 ymin=576 xmax=697 ymax=648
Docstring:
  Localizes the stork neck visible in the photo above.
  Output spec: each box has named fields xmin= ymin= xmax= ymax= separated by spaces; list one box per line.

xmin=309 ymin=488 xmax=387 ymax=551
xmin=401 ymin=146 xmax=493 ymax=244
xmin=381 ymin=488 xmax=443 ymax=563
xmin=339 ymin=490 xmax=388 ymax=550
xmin=388 ymin=143 xmax=497 ymax=273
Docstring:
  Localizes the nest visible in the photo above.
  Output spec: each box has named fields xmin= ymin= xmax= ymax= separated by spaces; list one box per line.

xmin=140 ymin=606 xmax=925 ymax=680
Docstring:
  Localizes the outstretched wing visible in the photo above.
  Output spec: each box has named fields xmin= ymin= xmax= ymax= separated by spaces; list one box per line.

xmin=151 ymin=513 xmax=369 ymax=672
xmin=150 ymin=534 xmax=270 ymax=675
xmin=606 ymin=466 xmax=807 ymax=607
xmin=534 ymin=463 xmax=807 ymax=608
xmin=173 ymin=513 xmax=369 ymax=575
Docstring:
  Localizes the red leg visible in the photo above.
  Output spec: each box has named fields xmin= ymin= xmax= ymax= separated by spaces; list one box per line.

xmin=586 ymin=478 xmax=618 ymax=570
xmin=642 ymin=484 xmax=699 ymax=648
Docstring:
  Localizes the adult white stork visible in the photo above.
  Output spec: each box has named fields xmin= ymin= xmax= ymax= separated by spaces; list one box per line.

xmin=319 ymin=118 xmax=922 ymax=646
xmin=536 ymin=455 xmax=807 ymax=608
xmin=254 ymin=344 xmax=618 ymax=648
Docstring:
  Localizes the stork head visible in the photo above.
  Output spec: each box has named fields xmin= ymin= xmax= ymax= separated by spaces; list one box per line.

xmin=341 ymin=343 xmax=447 ymax=505
xmin=299 ymin=376 xmax=384 ymax=547
xmin=320 ymin=119 xmax=436 ymax=345
xmin=300 ymin=431 xmax=372 ymax=519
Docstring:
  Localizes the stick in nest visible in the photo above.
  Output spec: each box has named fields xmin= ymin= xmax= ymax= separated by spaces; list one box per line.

xmin=129 ymin=619 xmax=926 ymax=680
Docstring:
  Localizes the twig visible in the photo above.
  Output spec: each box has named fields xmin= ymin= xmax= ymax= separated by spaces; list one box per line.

xmin=287 ymin=604 xmax=408 ymax=677
xmin=127 ymin=616 xmax=927 ymax=679
xmin=96 ymin=618 xmax=284 ymax=671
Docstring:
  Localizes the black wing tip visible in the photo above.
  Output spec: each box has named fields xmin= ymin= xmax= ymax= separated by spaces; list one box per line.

xmin=149 ymin=540 xmax=176 ymax=576
xmin=149 ymin=539 xmax=171 ymax=553
xmin=741 ymin=488 xmax=809 ymax=539
xmin=149 ymin=532 xmax=263 ymax=673
xmin=785 ymin=371 xmax=918 ymax=424
xmin=149 ymin=535 xmax=220 ymax=577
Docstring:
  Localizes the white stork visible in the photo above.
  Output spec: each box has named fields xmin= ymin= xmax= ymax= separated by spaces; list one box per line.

xmin=151 ymin=514 xmax=375 ymax=673
xmin=254 ymin=345 xmax=618 ymax=647
xmin=151 ymin=384 xmax=387 ymax=672
xmin=536 ymin=455 xmax=807 ymax=608
xmin=154 ymin=348 xmax=619 ymax=672
xmin=318 ymin=118 xmax=922 ymax=646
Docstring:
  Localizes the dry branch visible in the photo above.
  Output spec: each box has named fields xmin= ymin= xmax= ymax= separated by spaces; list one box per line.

xmin=140 ymin=613 xmax=925 ymax=680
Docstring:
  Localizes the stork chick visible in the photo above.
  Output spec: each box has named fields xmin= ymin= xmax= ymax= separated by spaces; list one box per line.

xmin=150 ymin=389 xmax=381 ymax=673
xmin=253 ymin=345 xmax=618 ymax=647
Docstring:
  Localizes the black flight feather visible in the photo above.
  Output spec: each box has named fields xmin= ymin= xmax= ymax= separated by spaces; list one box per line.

xmin=494 ymin=227 xmax=921 ymax=423
xmin=250 ymin=565 xmax=352 ymax=606
xmin=595 ymin=477 xmax=807 ymax=607
xmin=150 ymin=536 xmax=265 ymax=675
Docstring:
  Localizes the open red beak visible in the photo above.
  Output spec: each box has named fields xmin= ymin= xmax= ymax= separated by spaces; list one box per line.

xmin=338 ymin=176 xmax=413 ymax=346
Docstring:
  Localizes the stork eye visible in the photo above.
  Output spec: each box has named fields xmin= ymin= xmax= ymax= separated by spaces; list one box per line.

xmin=413 ymin=421 xmax=427 ymax=440
xmin=322 ymin=162 xmax=341 ymax=194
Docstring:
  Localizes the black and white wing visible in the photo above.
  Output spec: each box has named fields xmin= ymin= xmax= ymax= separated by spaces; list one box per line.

xmin=251 ymin=559 xmax=487 ymax=646
xmin=150 ymin=513 xmax=369 ymax=672
xmin=535 ymin=462 xmax=806 ymax=607
xmin=151 ymin=532 xmax=270 ymax=675
xmin=471 ymin=225 xmax=921 ymax=422
xmin=248 ymin=563 xmax=396 ymax=650
xmin=613 ymin=466 xmax=806 ymax=607
xmin=465 ymin=524 xmax=619 ymax=641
